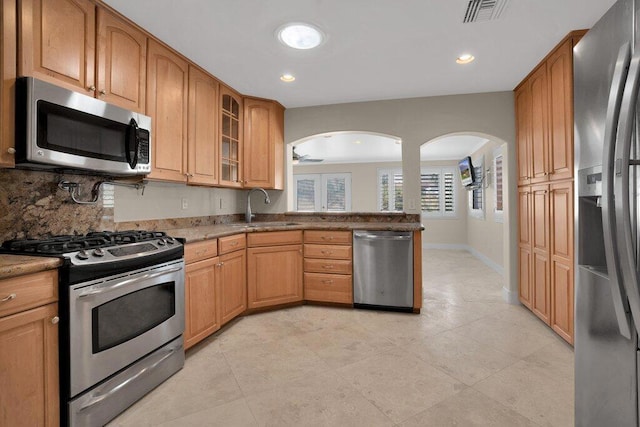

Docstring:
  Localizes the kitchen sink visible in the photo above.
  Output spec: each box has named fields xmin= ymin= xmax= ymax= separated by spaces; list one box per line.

xmin=228 ymin=222 xmax=300 ymax=228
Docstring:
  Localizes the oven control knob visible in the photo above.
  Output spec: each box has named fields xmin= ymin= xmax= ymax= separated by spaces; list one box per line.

xmin=93 ymin=248 xmax=105 ymax=257
xmin=166 ymin=237 xmax=175 ymax=245
xmin=76 ymin=250 xmax=89 ymax=260
xmin=157 ymin=239 xmax=166 ymax=246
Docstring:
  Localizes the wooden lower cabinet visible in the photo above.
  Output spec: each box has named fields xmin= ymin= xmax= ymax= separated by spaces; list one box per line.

xmin=219 ymin=249 xmax=246 ymax=325
xmin=0 ymin=303 xmax=59 ymax=427
xmin=184 ymin=237 xmax=247 ymax=348
xmin=518 ymin=180 xmax=574 ymax=343
xmin=303 ymin=231 xmax=353 ymax=304
xmin=550 ymin=180 xmax=574 ymax=343
xmin=247 ymin=232 xmax=303 ymax=309
xmin=184 ymin=257 xmax=220 ymax=350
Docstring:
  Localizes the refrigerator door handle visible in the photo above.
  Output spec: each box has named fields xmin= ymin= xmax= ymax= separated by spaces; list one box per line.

xmin=602 ymin=42 xmax=633 ymax=339
xmin=613 ymin=46 xmax=640 ymax=336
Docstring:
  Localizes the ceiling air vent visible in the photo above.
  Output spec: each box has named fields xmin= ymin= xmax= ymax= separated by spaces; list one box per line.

xmin=463 ymin=0 xmax=509 ymax=23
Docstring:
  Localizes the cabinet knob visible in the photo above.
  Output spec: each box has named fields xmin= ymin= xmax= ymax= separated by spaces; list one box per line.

xmin=184 ymin=173 xmax=194 ymax=178
xmin=51 ymin=316 xmax=59 ymax=324
xmin=99 ymin=89 xmax=106 ymax=96
xmin=88 ymin=85 xmax=96 ymax=92
xmin=7 ymin=147 xmax=15 ymax=154
xmin=1 ymin=293 xmax=16 ymax=302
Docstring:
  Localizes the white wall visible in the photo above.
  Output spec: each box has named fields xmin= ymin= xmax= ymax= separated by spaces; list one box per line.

xmin=114 ymin=182 xmax=248 ymax=222
xmin=465 ymin=141 xmax=505 ymax=272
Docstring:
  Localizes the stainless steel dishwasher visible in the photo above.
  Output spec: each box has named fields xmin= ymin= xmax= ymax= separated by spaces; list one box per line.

xmin=353 ymin=230 xmax=413 ymax=311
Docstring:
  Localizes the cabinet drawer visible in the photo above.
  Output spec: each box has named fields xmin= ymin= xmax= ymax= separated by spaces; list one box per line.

xmin=185 ymin=239 xmax=218 ymax=263
xmin=304 ymin=244 xmax=351 ymax=260
xmin=247 ymin=230 xmax=303 ymax=247
xmin=304 ymin=273 xmax=352 ymax=304
xmin=219 ymin=234 xmax=246 ymax=254
xmin=0 ymin=270 xmax=58 ymax=318
xmin=304 ymin=258 xmax=352 ymax=275
xmin=304 ymin=230 xmax=351 ymax=245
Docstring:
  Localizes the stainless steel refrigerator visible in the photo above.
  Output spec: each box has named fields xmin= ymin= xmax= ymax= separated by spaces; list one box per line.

xmin=575 ymin=0 xmax=640 ymax=425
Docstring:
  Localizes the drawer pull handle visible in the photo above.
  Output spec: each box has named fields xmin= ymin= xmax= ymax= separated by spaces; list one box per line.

xmin=231 ymin=241 xmax=238 ymax=246
xmin=322 ymin=265 xmax=334 ymax=269
xmin=51 ymin=316 xmax=59 ymax=324
xmin=1 ymin=293 xmax=16 ymax=302
xmin=321 ymin=251 xmax=333 ymax=255
xmin=322 ymin=236 xmax=334 ymax=241
xmin=321 ymin=280 xmax=334 ymax=284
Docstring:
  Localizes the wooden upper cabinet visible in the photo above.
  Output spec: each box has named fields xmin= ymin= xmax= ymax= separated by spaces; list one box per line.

xmin=19 ymin=0 xmax=148 ymax=112
xmin=96 ymin=8 xmax=146 ymax=112
xmin=1 ymin=0 xmax=17 ymax=167
xmin=529 ymin=65 xmax=549 ymax=183
xmin=19 ymin=0 xmax=95 ymax=93
xmin=547 ymin=39 xmax=574 ymax=181
xmin=515 ymin=86 xmax=531 ymax=186
xmin=146 ymin=39 xmax=188 ymax=182
xmin=243 ymin=98 xmax=285 ymax=190
xmin=187 ymin=66 xmax=219 ymax=186
xmin=219 ymin=86 xmax=243 ymax=187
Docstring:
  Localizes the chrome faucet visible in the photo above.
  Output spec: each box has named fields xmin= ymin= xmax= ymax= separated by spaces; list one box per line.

xmin=245 ymin=188 xmax=271 ymax=223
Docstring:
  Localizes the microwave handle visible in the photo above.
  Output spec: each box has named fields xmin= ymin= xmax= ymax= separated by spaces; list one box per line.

xmin=126 ymin=118 xmax=139 ymax=169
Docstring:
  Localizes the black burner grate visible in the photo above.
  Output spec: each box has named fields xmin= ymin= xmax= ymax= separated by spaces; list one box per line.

xmin=2 ymin=230 xmax=168 ymax=255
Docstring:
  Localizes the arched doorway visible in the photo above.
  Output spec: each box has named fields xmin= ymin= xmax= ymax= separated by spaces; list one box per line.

xmin=420 ymin=132 xmax=516 ymax=303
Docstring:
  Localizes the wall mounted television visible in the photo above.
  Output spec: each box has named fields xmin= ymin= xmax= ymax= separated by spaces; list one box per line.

xmin=458 ymin=156 xmax=476 ymax=187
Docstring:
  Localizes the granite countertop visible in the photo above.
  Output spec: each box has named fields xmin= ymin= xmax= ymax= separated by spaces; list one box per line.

xmin=167 ymin=221 xmax=424 ymax=243
xmin=0 ymin=255 xmax=63 ymax=280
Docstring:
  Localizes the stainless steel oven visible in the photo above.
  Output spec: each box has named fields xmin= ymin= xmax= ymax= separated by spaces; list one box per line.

xmin=68 ymin=259 xmax=184 ymax=425
xmin=68 ymin=259 xmax=184 ymax=395
xmin=1 ymin=231 xmax=185 ymax=426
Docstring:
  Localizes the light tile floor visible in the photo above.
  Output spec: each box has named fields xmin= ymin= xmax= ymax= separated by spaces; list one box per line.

xmin=109 ymin=249 xmax=574 ymax=426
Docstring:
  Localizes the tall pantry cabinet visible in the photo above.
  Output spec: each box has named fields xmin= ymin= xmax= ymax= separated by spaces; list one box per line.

xmin=515 ymin=30 xmax=585 ymax=345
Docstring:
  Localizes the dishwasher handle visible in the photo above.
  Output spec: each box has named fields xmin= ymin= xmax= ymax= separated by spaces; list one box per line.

xmin=354 ymin=232 xmax=412 ymax=241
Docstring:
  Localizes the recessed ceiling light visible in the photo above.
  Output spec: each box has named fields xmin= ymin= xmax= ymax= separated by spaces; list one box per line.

xmin=280 ymin=74 xmax=296 ymax=82
xmin=395 ymin=140 xmax=402 ymax=145
xmin=277 ymin=23 xmax=324 ymax=50
xmin=353 ymin=140 xmax=362 ymax=144
xmin=456 ymin=54 xmax=475 ymax=64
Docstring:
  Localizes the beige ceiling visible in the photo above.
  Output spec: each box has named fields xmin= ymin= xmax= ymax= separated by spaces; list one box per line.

xmin=104 ymin=0 xmax=616 ymax=108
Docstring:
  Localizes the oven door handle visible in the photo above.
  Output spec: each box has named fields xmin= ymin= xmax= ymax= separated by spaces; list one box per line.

xmin=78 ymin=344 xmax=181 ymax=412
xmin=78 ymin=266 xmax=183 ymax=298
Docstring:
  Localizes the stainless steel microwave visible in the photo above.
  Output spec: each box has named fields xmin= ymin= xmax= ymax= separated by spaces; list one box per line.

xmin=15 ymin=77 xmax=151 ymax=176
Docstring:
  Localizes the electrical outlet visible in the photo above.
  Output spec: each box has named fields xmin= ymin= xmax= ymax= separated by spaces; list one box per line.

xmin=181 ymin=198 xmax=188 ymax=210
xmin=408 ymin=199 xmax=416 ymax=210
xmin=219 ymin=198 xmax=225 ymax=210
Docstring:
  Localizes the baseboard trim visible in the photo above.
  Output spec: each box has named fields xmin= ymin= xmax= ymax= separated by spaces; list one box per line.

xmin=466 ymin=247 xmax=504 ymax=276
xmin=423 ymin=243 xmax=504 ymax=276
xmin=502 ymin=286 xmax=520 ymax=305
xmin=423 ymin=243 xmax=468 ymax=250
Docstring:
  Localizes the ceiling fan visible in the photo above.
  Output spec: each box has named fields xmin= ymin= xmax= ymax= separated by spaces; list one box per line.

xmin=292 ymin=147 xmax=323 ymax=163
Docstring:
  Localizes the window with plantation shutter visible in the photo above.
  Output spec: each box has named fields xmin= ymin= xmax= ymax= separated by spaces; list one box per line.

xmin=294 ymin=173 xmax=351 ymax=212
xmin=494 ymin=148 xmax=504 ymax=222
xmin=378 ymin=168 xmax=404 ymax=211
xmin=420 ymin=167 xmax=457 ymax=218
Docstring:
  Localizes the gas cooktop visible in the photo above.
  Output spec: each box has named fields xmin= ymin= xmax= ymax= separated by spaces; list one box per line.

xmin=1 ymin=230 xmax=175 ymax=255
xmin=1 ymin=230 xmax=183 ymax=268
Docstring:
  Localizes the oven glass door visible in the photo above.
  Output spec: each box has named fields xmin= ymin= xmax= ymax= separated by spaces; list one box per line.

xmin=69 ymin=260 xmax=185 ymax=398
xmin=92 ymin=282 xmax=176 ymax=353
